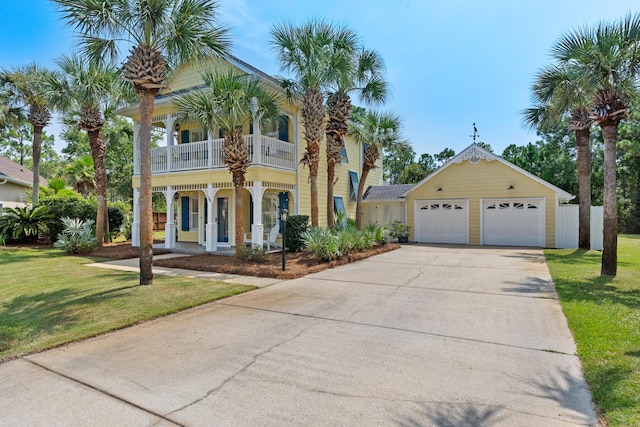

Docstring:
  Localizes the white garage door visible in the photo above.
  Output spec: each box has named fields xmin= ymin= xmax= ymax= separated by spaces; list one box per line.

xmin=483 ymin=199 xmax=545 ymax=247
xmin=414 ymin=199 xmax=467 ymax=244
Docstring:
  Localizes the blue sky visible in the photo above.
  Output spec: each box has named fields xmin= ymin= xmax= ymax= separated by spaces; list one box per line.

xmin=0 ymin=0 xmax=638 ymax=158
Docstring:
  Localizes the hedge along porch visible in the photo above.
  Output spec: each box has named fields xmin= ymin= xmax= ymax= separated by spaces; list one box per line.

xmin=365 ymin=144 xmax=577 ymax=248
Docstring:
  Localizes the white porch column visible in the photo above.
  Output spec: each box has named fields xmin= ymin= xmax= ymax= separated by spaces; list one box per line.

xmin=133 ymin=121 xmax=141 ymax=175
xmin=205 ymin=184 xmax=218 ymax=252
xmin=132 ymin=187 xmax=141 ymax=247
xmin=207 ymin=131 xmax=214 ymax=169
xmin=251 ymin=97 xmax=262 ymax=165
xmin=165 ymin=115 xmax=175 ymax=172
xmin=248 ymin=181 xmax=266 ymax=247
xmin=164 ymin=186 xmax=176 ymax=249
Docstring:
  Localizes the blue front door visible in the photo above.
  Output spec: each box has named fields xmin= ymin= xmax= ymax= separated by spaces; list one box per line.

xmin=217 ymin=196 xmax=229 ymax=243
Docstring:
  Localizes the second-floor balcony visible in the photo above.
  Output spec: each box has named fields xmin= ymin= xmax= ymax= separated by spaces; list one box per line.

xmin=146 ymin=134 xmax=296 ymax=174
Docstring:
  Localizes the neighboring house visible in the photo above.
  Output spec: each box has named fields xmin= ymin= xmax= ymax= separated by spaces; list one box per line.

xmin=364 ymin=143 xmax=592 ymax=248
xmin=117 ymin=55 xmax=382 ymax=251
xmin=0 ymin=155 xmax=48 ymax=209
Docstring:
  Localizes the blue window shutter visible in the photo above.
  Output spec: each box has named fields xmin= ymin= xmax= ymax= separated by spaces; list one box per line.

xmin=181 ymin=197 xmax=190 ymax=231
xmin=333 ymin=196 xmax=347 ymax=227
xmin=339 ymin=147 xmax=348 ymax=163
xmin=249 ymin=194 xmax=253 ymax=225
xmin=349 ymin=171 xmax=359 ymax=201
xmin=181 ymin=130 xmax=190 ymax=143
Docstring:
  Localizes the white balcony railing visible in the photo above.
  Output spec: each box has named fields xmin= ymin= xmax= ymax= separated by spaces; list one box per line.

xmin=148 ymin=135 xmax=296 ymax=174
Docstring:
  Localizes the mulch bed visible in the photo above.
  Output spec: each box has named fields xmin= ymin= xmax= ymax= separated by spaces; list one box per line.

xmin=87 ymin=240 xmax=170 ymax=260
xmin=3 ymin=240 xmax=400 ymax=280
xmin=154 ymin=243 xmax=401 ymax=280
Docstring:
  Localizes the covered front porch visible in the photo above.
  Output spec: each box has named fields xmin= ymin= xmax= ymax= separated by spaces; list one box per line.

xmin=132 ymin=180 xmax=296 ymax=253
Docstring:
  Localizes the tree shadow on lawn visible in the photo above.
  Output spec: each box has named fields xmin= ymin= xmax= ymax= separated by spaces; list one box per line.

xmin=546 ymin=251 xmax=639 ymax=309
xmin=0 ymin=273 xmax=139 ymax=354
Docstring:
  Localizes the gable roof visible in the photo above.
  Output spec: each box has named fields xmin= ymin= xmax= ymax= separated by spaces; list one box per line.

xmin=402 ymin=143 xmax=574 ymax=201
xmin=363 ymin=184 xmax=415 ymax=201
xmin=0 ymin=155 xmax=48 ymax=188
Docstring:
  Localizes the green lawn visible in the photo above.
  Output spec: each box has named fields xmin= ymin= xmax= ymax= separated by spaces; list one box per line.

xmin=545 ymin=235 xmax=640 ymax=426
xmin=0 ymin=248 xmax=255 ymax=362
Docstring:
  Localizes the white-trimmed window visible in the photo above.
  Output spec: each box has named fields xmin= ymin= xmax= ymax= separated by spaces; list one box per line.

xmin=263 ymin=193 xmax=278 ymax=230
xmin=190 ymin=197 xmax=199 ymax=231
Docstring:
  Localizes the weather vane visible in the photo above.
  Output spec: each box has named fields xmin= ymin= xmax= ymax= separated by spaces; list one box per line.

xmin=470 ymin=123 xmax=479 ymax=143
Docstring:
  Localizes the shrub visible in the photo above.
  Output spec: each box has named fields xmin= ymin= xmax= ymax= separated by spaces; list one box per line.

xmin=236 ymin=244 xmax=269 ymax=263
xmin=301 ymin=227 xmax=337 ymax=261
xmin=284 ymin=215 xmax=309 ymax=252
xmin=37 ymin=193 xmax=96 ymax=242
xmin=107 ymin=205 xmax=126 ymax=237
xmin=335 ymin=228 xmax=357 ymax=258
xmin=54 ymin=217 xmax=98 ymax=254
xmin=0 ymin=205 xmax=53 ymax=243
xmin=365 ymin=223 xmax=387 ymax=246
xmin=120 ymin=213 xmax=133 ymax=240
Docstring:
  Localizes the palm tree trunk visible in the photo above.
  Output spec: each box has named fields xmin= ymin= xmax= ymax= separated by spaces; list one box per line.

xmin=138 ymin=90 xmax=155 ymax=285
xmin=301 ymin=87 xmax=325 ymax=228
xmin=31 ymin=125 xmax=43 ymax=204
xmin=575 ymin=128 xmax=592 ymax=250
xmin=356 ymin=166 xmax=370 ymax=230
xmin=310 ymin=171 xmax=319 ymax=227
xmin=88 ymin=129 xmax=107 ymax=247
xmin=234 ymin=180 xmax=244 ymax=254
xmin=327 ymin=160 xmax=336 ymax=227
xmin=600 ymin=122 xmax=618 ymax=276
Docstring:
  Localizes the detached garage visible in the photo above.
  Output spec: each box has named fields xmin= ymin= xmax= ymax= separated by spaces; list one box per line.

xmin=404 ymin=144 xmax=573 ymax=247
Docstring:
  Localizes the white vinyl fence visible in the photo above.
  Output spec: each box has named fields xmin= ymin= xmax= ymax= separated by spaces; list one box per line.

xmin=556 ymin=205 xmax=603 ymax=250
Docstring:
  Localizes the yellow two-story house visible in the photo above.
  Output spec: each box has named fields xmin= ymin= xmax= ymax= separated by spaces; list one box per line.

xmin=117 ymin=55 xmax=382 ymax=252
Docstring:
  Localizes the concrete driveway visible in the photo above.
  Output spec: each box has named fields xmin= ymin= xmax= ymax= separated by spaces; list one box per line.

xmin=0 ymin=245 xmax=597 ymax=426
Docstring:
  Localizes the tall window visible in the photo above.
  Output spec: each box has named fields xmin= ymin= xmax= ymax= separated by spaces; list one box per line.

xmin=190 ymin=197 xmax=199 ymax=231
xmin=263 ymin=193 xmax=278 ymax=230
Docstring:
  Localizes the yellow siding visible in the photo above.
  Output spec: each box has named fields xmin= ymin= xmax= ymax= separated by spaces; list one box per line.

xmin=406 ymin=159 xmax=558 ymax=247
xmin=164 ymin=57 xmax=241 ymax=94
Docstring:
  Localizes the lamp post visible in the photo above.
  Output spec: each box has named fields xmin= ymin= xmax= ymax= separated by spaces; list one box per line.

xmin=280 ymin=208 xmax=288 ymax=271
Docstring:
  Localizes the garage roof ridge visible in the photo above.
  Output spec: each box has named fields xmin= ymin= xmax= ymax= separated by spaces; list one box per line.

xmin=401 ymin=143 xmax=574 ymax=201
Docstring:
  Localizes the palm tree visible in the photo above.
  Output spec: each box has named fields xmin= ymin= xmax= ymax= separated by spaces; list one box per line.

xmin=47 ymin=53 xmax=130 ymax=247
xmin=524 ymin=64 xmax=594 ymax=250
xmin=552 ymin=14 xmax=640 ymax=276
xmin=0 ymin=64 xmax=53 ymax=204
xmin=348 ymin=110 xmax=402 ymax=229
xmin=174 ymin=70 xmax=280 ymax=254
xmin=271 ymin=20 xmax=356 ymax=227
xmin=65 ymin=154 xmax=96 ymax=198
xmin=54 ymin=0 xmax=231 ymax=285
xmin=325 ymin=47 xmax=389 ymax=226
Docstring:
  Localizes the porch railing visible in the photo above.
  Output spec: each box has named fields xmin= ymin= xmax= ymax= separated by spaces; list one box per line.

xmin=149 ymin=135 xmax=296 ymax=174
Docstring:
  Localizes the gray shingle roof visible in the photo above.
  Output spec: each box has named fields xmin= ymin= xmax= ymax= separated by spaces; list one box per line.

xmin=0 ymin=155 xmax=48 ymax=187
xmin=363 ymin=184 xmax=415 ymax=201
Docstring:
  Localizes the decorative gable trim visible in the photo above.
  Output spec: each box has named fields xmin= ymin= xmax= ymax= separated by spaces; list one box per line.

xmin=453 ymin=145 xmax=494 ymax=164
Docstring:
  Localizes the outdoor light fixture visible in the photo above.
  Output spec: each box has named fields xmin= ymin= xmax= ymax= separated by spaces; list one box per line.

xmin=280 ymin=208 xmax=288 ymax=271
xmin=174 ymin=123 xmax=180 ymax=132
xmin=436 ymin=187 xmax=443 ymax=192
xmin=508 ymin=185 xmax=515 ymax=190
